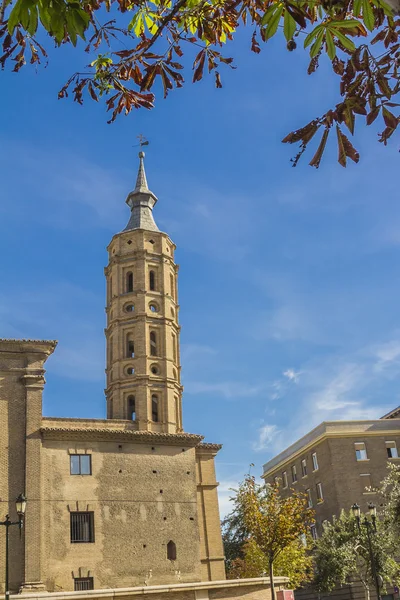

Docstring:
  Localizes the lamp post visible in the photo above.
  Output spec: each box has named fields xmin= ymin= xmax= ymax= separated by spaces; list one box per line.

xmin=0 ymin=494 xmax=27 ymax=600
xmin=351 ymin=502 xmax=381 ymax=600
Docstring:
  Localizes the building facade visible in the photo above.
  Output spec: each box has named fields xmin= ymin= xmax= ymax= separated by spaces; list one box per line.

xmin=0 ymin=153 xmax=225 ymax=594
xmin=262 ymin=414 xmax=400 ymax=537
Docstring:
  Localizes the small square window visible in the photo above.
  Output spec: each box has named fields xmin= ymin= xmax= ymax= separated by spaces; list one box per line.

xmin=386 ymin=441 xmax=399 ymax=458
xmin=360 ymin=473 xmax=373 ymax=493
xmin=355 ymin=442 xmax=368 ymax=461
xmin=74 ymin=578 xmax=94 ymax=591
xmin=70 ymin=454 xmax=92 ymax=475
xmin=312 ymin=452 xmax=319 ymax=471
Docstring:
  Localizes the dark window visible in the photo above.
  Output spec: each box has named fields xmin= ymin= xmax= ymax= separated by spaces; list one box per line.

xmin=70 ymin=512 xmax=95 ymax=543
xmin=126 ymin=272 xmax=133 ymax=293
xmin=127 ymin=336 xmax=135 ymax=358
xmin=152 ymin=395 xmax=159 ymax=422
xmin=70 ymin=455 xmax=91 ymax=476
xmin=74 ymin=578 xmax=94 ymax=591
xmin=150 ymin=332 xmax=157 ymax=356
xmin=149 ymin=270 xmax=155 ymax=291
xmin=128 ymin=395 xmax=136 ymax=420
xmin=167 ymin=540 xmax=177 ymax=560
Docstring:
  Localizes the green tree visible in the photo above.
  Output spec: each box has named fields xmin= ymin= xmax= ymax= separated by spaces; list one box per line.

xmin=313 ymin=508 xmax=400 ymax=600
xmin=0 ymin=0 xmax=399 ymax=166
xmin=378 ymin=462 xmax=400 ymax=536
xmin=228 ymin=537 xmax=314 ymax=589
xmin=224 ymin=475 xmax=314 ymax=600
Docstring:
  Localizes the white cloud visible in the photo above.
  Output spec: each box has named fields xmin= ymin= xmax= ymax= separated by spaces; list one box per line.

xmin=283 ymin=369 xmax=301 ymax=383
xmin=253 ymin=424 xmax=281 ymax=452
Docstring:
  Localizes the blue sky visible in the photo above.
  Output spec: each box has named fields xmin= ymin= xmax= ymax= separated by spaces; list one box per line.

xmin=1 ymin=26 xmax=400 ymax=516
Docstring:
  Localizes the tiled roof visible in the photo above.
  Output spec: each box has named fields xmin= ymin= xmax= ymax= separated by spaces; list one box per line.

xmin=41 ymin=425 xmax=204 ymax=446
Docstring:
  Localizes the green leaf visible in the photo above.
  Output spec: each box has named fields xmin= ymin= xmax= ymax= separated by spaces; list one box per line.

xmin=7 ymin=0 xmax=22 ymax=33
xmin=325 ymin=30 xmax=336 ymax=59
xmin=304 ymin=25 xmax=323 ymax=48
xmin=333 ymin=29 xmax=356 ymax=51
xmin=38 ymin=2 xmax=51 ymax=31
xmin=362 ymin=0 xmax=375 ymax=31
xmin=328 ymin=18 xmax=363 ymax=28
xmin=310 ymin=29 xmax=324 ymax=57
xmin=283 ymin=10 xmax=296 ymax=42
xmin=128 ymin=11 xmax=144 ymax=36
xmin=261 ymin=4 xmax=276 ymax=25
xmin=265 ymin=5 xmax=284 ymax=40
xmin=27 ymin=5 xmax=38 ymax=34
xmin=353 ymin=0 xmax=362 ymax=16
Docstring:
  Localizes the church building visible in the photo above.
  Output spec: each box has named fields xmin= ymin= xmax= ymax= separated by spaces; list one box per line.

xmin=0 ymin=153 xmax=226 ymax=594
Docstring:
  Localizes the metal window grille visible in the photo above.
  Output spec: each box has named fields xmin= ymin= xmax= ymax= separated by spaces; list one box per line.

xmin=70 ymin=512 xmax=94 ymax=543
xmin=74 ymin=578 xmax=94 ymax=591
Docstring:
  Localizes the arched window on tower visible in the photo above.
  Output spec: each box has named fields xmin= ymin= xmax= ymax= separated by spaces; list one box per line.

xmin=175 ymin=396 xmax=180 ymax=430
xmin=150 ymin=331 xmax=157 ymax=357
xmin=152 ymin=394 xmax=159 ymax=422
xmin=128 ymin=396 xmax=136 ymax=420
xmin=172 ymin=333 xmax=177 ymax=362
xmin=126 ymin=272 xmax=134 ymax=293
xmin=167 ymin=541 xmax=177 ymax=561
xmin=149 ymin=270 xmax=156 ymax=291
xmin=126 ymin=334 xmax=135 ymax=358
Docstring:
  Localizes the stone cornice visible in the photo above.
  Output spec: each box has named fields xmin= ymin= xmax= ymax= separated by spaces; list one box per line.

xmin=262 ymin=418 xmax=400 ymax=476
xmin=0 ymin=339 xmax=57 ymax=353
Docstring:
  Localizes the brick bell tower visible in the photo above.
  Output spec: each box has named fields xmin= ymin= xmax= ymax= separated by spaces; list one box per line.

xmin=104 ymin=152 xmax=183 ymax=433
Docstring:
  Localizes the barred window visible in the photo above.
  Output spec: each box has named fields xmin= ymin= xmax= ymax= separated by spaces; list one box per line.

xmin=70 ymin=512 xmax=95 ymax=543
xmin=74 ymin=578 xmax=94 ymax=591
xmin=70 ymin=455 xmax=91 ymax=476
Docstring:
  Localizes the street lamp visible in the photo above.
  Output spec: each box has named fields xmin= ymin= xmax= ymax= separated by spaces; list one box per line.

xmin=0 ymin=494 xmax=27 ymax=600
xmin=351 ymin=502 xmax=381 ymax=600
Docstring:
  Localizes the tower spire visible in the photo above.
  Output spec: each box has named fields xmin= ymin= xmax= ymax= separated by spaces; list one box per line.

xmin=134 ymin=151 xmax=149 ymax=193
xmin=124 ymin=151 xmax=159 ymax=232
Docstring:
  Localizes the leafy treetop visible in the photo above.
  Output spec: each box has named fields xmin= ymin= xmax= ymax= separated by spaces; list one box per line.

xmin=1 ymin=0 xmax=399 ymax=166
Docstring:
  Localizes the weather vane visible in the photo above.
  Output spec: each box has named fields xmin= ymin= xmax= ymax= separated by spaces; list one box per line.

xmin=136 ymin=134 xmax=149 ymax=149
